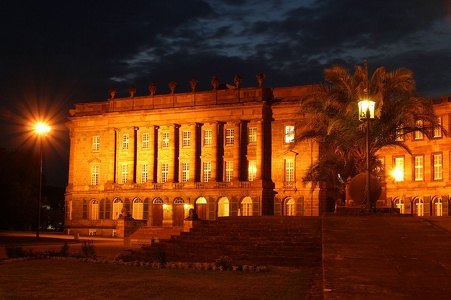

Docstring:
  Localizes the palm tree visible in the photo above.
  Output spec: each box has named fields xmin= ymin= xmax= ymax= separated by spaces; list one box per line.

xmin=297 ymin=63 xmax=445 ymax=195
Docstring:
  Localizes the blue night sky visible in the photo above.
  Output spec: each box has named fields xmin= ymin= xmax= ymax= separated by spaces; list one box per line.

xmin=1 ymin=0 xmax=450 ymax=187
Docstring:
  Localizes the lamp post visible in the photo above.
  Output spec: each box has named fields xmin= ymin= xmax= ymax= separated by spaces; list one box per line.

xmin=35 ymin=122 xmax=50 ymax=239
xmin=358 ymin=99 xmax=375 ymax=211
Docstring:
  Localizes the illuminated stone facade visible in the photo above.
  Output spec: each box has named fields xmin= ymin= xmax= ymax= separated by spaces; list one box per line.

xmin=376 ymin=95 xmax=451 ymax=216
xmin=65 ymin=84 xmax=321 ymax=236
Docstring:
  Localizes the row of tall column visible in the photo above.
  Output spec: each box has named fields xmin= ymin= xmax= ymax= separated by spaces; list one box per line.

xmin=110 ymin=120 xmax=266 ymax=185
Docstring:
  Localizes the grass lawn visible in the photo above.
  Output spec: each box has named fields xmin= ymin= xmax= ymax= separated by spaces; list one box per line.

xmin=0 ymin=259 xmax=309 ymax=299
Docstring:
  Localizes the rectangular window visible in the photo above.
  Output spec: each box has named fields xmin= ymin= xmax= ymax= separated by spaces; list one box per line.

xmin=248 ymin=160 xmax=256 ymax=181
xmin=225 ymin=129 xmax=234 ymax=145
xmin=203 ymin=162 xmax=211 ymax=182
xmin=91 ymin=165 xmax=99 ymax=186
xmin=182 ymin=131 xmax=191 ymax=147
xmin=161 ymin=163 xmax=168 ymax=183
xmin=92 ymin=136 xmax=100 ymax=152
xmin=121 ymin=164 xmax=128 ymax=184
xmin=414 ymin=155 xmax=423 ymax=181
xmin=122 ymin=134 xmax=129 ymax=150
xmin=142 ymin=133 xmax=149 ymax=149
xmin=433 ymin=153 xmax=443 ymax=180
xmin=203 ymin=130 xmax=212 ymax=146
xmin=162 ymin=132 xmax=169 ymax=148
xmin=248 ymin=127 xmax=257 ymax=144
xmin=414 ymin=120 xmax=423 ymax=140
xmin=181 ymin=163 xmax=190 ymax=182
xmin=141 ymin=164 xmax=148 ymax=183
xmin=393 ymin=157 xmax=404 ymax=181
xmin=225 ymin=161 xmax=233 ymax=182
xmin=284 ymin=125 xmax=295 ymax=143
xmin=434 ymin=117 xmax=442 ymax=138
xmin=284 ymin=159 xmax=294 ymax=182
xmin=395 ymin=125 xmax=404 ymax=141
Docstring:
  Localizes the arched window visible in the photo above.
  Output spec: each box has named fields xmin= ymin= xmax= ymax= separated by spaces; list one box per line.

xmin=241 ymin=197 xmax=252 ymax=216
xmin=435 ymin=198 xmax=443 ymax=216
xmin=218 ymin=197 xmax=229 ymax=217
xmin=112 ymin=198 xmax=123 ymax=220
xmin=91 ymin=199 xmax=99 ymax=220
xmin=286 ymin=198 xmax=295 ymax=216
xmin=416 ymin=199 xmax=424 ymax=216
xmin=174 ymin=197 xmax=184 ymax=204
xmin=132 ymin=198 xmax=143 ymax=220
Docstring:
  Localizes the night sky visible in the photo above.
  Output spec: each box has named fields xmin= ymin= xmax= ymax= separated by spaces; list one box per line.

xmin=1 ymin=0 xmax=450 ymax=187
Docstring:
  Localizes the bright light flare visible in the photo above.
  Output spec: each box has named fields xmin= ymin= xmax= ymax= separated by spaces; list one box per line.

xmin=35 ymin=122 xmax=51 ymax=135
xmin=391 ymin=167 xmax=404 ymax=182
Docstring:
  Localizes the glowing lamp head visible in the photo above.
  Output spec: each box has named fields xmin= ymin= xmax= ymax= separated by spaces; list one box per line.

xmin=358 ymin=99 xmax=375 ymax=120
xmin=35 ymin=123 xmax=50 ymax=135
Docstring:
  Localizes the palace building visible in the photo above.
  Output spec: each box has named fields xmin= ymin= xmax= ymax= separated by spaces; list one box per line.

xmin=64 ymin=76 xmax=451 ymax=237
xmin=64 ymin=78 xmax=322 ymax=236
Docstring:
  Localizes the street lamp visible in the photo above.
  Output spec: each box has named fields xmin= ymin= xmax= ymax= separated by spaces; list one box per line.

xmin=358 ymin=99 xmax=375 ymax=211
xmin=35 ymin=122 xmax=50 ymax=239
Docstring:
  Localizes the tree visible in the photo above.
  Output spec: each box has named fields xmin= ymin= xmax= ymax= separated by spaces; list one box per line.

xmin=296 ymin=63 xmax=445 ymax=195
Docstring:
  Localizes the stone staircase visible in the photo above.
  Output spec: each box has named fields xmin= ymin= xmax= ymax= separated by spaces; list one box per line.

xmin=141 ymin=216 xmax=322 ymax=267
xmin=128 ymin=226 xmax=185 ymax=244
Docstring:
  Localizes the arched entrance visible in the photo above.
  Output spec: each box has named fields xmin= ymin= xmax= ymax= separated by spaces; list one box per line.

xmin=152 ymin=197 xmax=164 ymax=226
xmin=173 ymin=197 xmax=185 ymax=226
xmin=284 ymin=198 xmax=295 ymax=216
xmin=218 ymin=197 xmax=229 ymax=217
xmin=132 ymin=197 xmax=143 ymax=219
xmin=432 ymin=196 xmax=443 ymax=216
xmin=112 ymin=198 xmax=123 ymax=220
xmin=195 ymin=197 xmax=207 ymax=220
xmin=240 ymin=197 xmax=252 ymax=216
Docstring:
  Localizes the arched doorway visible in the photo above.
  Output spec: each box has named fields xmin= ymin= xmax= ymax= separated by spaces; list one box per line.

xmin=152 ymin=197 xmax=164 ymax=226
xmin=284 ymin=198 xmax=295 ymax=216
xmin=195 ymin=197 xmax=207 ymax=220
xmin=112 ymin=198 xmax=123 ymax=220
xmin=432 ymin=197 xmax=443 ymax=216
xmin=173 ymin=197 xmax=185 ymax=226
xmin=240 ymin=197 xmax=252 ymax=216
xmin=218 ymin=197 xmax=229 ymax=217
xmin=132 ymin=197 xmax=143 ymax=219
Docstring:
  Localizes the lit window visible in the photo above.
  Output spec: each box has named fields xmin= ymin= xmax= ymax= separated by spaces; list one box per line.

xmin=181 ymin=163 xmax=190 ymax=183
xmin=92 ymin=136 xmax=100 ymax=152
xmin=414 ymin=120 xmax=423 ymax=140
xmin=434 ymin=117 xmax=442 ymax=138
xmin=286 ymin=198 xmax=295 ymax=216
xmin=141 ymin=164 xmax=148 ymax=183
xmin=435 ymin=199 xmax=443 ymax=216
xmin=414 ymin=155 xmax=423 ymax=181
xmin=132 ymin=198 xmax=143 ymax=220
xmin=121 ymin=164 xmax=128 ymax=184
xmin=393 ymin=157 xmax=404 ymax=181
xmin=395 ymin=124 xmax=404 ymax=141
xmin=182 ymin=131 xmax=191 ymax=147
xmin=248 ymin=127 xmax=257 ymax=144
xmin=162 ymin=132 xmax=169 ymax=148
xmin=433 ymin=153 xmax=442 ymax=180
xmin=142 ymin=133 xmax=149 ymax=149
xmin=241 ymin=198 xmax=252 ymax=216
xmin=122 ymin=134 xmax=129 ymax=150
xmin=161 ymin=163 xmax=168 ymax=183
xmin=203 ymin=162 xmax=211 ymax=182
xmin=284 ymin=159 xmax=294 ymax=182
xmin=416 ymin=199 xmax=424 ymax=216
xmin=91 ymin=199 xmax=99 ymax=220
xmin=91 ymin=165 xmax=99 ymax=186
xmin=284 ymin=125 xmax=294 ymax=143
xmin=225 ymin=129 xmax=234 ymax=145
xmin=248 ymin=160 xmax=256 ymax=181
xmin=204 ymin=130 xmax=212 ymax=146
xmin=225 ymin=161 xmax=233 ymax=182
xmin=396 ymin=201 xmax=405 ymax=214
xmin=112 ymin=198 xmax=123 ymax=220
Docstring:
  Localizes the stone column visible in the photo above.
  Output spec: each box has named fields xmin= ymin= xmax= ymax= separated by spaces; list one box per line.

xmin=256 ymin=120 xmax=264 ymax=180
xmin=233 ymin=121 xmax=241 ymax=181
xmin=211 ymin=122 xmax=218 ymax=181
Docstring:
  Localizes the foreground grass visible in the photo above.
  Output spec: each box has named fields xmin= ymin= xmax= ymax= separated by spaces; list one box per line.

xmin=0 ymin=259 xmax=308 ymax=299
